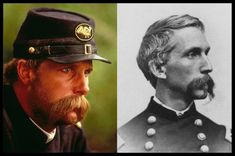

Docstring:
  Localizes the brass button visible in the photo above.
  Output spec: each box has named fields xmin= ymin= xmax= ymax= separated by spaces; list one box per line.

xmin=194 ymin=119 xmax=203 ymax=126
xmin=144 ymin=141 xmax=153 ymax=151
xmin=28 ymin=47 xmax=35 ymax=54
xmin=147 ymin=128 xmax=156 ymax=137
xmin=200 ymin=145 xmax=209 ymax=152
xmin=197 ymin=133 xmax=206 ymax=141
xmin=147 ymin=116 xmax=156 ymax=124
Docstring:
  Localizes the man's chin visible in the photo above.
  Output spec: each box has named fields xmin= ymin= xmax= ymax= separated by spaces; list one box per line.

xmin=56 ymin=111 xmax=81 ymax=125
xmin=192 ymin=90 xmax=208 ymax=99
xmin=67 ymin=111 xmax=83 ymax=124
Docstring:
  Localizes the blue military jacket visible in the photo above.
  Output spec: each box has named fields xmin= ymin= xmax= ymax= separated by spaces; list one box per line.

xmin=3 ymin=85 xmax=89 ymax=153
xmin=118 ymin=96 xmax=231 ymax=153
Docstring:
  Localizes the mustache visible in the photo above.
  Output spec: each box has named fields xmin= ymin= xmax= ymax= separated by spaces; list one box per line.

xmin=188 ymin=75 xmax=215 ymax=99
xmin=49 ymin=95 xmax=89 ymax=121
xmin=191 ymin=75 xmax=210 ymax=88
xmin=207 ymin=75 xmax=215 ymax=99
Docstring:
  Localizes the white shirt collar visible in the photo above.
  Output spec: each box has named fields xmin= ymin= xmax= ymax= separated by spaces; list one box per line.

xmin=29 ymin=118 xmax=56 ymax=144
xmin=153 ymin=96 xmax=193 ymax=117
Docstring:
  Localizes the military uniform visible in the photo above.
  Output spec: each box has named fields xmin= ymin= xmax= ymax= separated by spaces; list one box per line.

xmin=118 ymin=96 xmax=231 ymax=153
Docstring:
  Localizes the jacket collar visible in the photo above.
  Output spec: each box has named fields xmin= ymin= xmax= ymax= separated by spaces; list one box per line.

xmin=146 ymin=96 xmax=197 ymax=121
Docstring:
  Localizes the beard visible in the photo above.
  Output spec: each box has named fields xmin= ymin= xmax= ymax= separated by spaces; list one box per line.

xmin=186 ymin=75 xmax=215 ymax=100
xmin=48 ymin=95 xmax=89 ymax=125
xmin=30 ymin=92 xmax=89 ymax=130
xmin=29 ymin=72 xmax=90 ymax=129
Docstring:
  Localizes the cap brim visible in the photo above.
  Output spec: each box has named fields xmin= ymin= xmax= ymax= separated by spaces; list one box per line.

xmin=47 ymin=54 xmax=111 ymax=64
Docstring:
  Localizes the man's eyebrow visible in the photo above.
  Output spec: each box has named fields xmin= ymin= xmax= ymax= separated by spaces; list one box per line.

xmin=183 ymin=46 xmax=211 ymax=54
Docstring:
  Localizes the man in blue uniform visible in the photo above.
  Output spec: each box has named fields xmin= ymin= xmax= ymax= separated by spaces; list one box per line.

xmin=3 ymin=7 xmax=110 ymax=153
xmin=118 ymin=14 xmax=231 ymax=152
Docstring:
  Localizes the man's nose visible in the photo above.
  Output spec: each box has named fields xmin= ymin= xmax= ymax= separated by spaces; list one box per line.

xmin=72 ymin=74 xmax=89 ymax=96
xmin=200 ymin=53 xmax=213 ymax=74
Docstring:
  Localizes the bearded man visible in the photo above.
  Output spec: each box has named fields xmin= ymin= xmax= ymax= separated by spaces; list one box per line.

xmin=3 ymin=7 xmax=110 ymax=153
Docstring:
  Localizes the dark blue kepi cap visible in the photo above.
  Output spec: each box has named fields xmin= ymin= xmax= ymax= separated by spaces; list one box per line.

xmin=13 ymin=7 xmax=111 ymax=64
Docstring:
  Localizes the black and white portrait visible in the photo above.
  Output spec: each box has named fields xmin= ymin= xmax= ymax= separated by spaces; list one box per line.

xmin=117 ymin=4 xmax=231 ymax=153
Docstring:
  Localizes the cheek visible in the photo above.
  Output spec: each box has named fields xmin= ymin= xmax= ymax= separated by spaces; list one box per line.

xmin=165 ymin=61 xmax=194 ymax=88
xmin=34 ymin=73 xmax=73 ymax=103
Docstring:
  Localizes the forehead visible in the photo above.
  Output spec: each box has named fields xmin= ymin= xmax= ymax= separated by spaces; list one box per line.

xmin=40 ymin=60 xmax=93 ymax=69
xmin=169 ymin=27 xmax=210 ymax=53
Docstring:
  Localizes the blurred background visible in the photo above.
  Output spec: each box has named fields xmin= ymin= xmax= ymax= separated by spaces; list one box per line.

xmin=3 ymin=3 xmax=117 ymax=152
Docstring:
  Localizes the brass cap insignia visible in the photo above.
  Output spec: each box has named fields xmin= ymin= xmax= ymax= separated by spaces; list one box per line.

xmin=28 ymin=47 xmax=35 ymax=54
xmin=75 ymin=23 xmax=93 ymax=41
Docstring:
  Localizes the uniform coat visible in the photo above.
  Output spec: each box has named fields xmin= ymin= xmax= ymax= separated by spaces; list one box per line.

xmin=118 ymin=96 xmax=231 ymax=153
xmin=3 ymin=85 xmax=89 ymax=153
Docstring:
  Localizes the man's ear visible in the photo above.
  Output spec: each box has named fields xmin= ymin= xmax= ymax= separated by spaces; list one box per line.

xmin=148 ymin=60 xmax=166 ymax=79
xmin=17 ymin=59 xmax=35 ymax=84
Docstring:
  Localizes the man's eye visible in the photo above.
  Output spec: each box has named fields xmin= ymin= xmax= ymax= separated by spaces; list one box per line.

xmin=61 ymin=67 xmax=72 ymax=73
xmin=187 ymin=51 xmax=200 ymax=59
xmin=85 ymin=69 xmax=92 ymax=76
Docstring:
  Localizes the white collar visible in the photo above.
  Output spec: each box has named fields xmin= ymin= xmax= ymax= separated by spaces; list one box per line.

xmin=29 ymin=118 xmax=56 ymax=144
xmin=153 ymin=96 xmax=193 ymax=117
